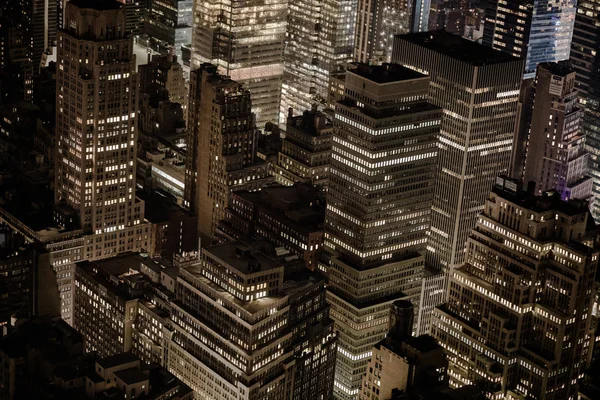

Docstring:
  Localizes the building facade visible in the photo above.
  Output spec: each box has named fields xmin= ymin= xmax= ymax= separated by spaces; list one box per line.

xmin=273 ymin=110 xmax=333 ymax=187
xmin=392 ymin=31 xmax=524 ymax=335
xmin=521 ymin=61 xmax=591 ymax=200
xmin=431 ymin=177 xmax=598 ymax=399
xmin=56 ymin=0 xmax=145 ymax=235
xmin=184 ymin=64 xmax=272 ymax=240
xmin=190 ymin=0 xmax=286 ymax=128
xmin=139 ymin=52 xmax=188 ymax=121
xmin=323 ymin=63 xmax=441 ymax=399
xmin=166 ymin=241 xmax=337 ymax=400
xmin=354 ymin=0 xmax=412 ymax=64
xmin=217 ymin=185 xmax=325 ymax=270
xmin=570 ymin=0 xmax=600 ymax=221
xmin=483 ymin=0 xmax=576 ymax=78
xmin=144 ymin=0 xmax=192 ymax=59
xmin=280 ymin=0 xmax=356 ymax=124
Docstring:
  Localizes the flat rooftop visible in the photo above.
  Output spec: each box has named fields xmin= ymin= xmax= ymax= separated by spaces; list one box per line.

xmin=69 ymin=0 xmax=123 ymax=10
xmin=114 ymin=367 xmax=149 ymax=385
xmin=87 ymin=252 xmax=140 ymax=277
xmin=97 ymin=352 xmax=139 ymax=370
xmin=205 ymin=242 xmax=283 ymax=276
xmin=395 ymin=31 xmax=521 ymax=66
xmin=183 ymin=261 xmax=316 ymax=315
xmin=350 ymin=63 xmax=426 ymax=84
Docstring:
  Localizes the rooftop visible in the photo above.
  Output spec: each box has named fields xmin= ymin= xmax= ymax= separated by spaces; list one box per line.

xmin=395 ymin=31 xmax=521 ymax=66
xmin=350 ymin=63 xmax=426 ymax=84
xmin=69 ymin=0 xmax=123 ymax=11
xmin=205 ymin=242 xmax=283 ymax=276
xmin=113 ymin=367 xmax=149 ymax=385
xmin=492 ymin=177 xmax=590 ymax=217
xmin=538 ymin=60 xmax=575 ymax=77
xmin=97 ymin=352 xmax=139 ymax=370
xmin=88 ymin=252 xmax=140 ymax=277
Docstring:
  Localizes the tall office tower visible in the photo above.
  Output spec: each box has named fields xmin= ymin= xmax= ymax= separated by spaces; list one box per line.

xmin=166 ymin=240 xmax=337 ymax=399
xmin=571 ymin=1 xmax=600 ymax=221
xmin=280 ymin=0 xmax=356 ymax=124
xmin=190 ymin=0 xmax=286 ymax=129
xmin=411 ymin=0 xmax=430 ymax=32
xmin=273 ymin=109 xmax=333 ymax=187
xmin=392 ymin=31 xmax=524 ymax=335
xmin=184 ymin=64 xmax=272 ymax=240
xmin=323 ymin=63 xmax=441 ymax=399
xmin=483 ymin=0 xmax=576 ymax=78
xmin=354 ymin=0 xmax=411 ymax=64
xmin=431 ymin=177 xmax=598 ymax=399
xmin=56 ymin=0 xmax=145 ymax=236
xmin=428 ymin=0 xmax=466 ymax=35
xmin=522 ymin=61 xmax=592 ymax=200
xmin=144 ymin=0 xmax=192 ymax=58
xmin=117 ymin=0 xmax=147 ymax=36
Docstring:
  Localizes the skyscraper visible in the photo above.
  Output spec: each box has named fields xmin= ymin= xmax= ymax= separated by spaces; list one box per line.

xmin=392 ymin=31 xmax=524 ymax=334
xmin=431 ymin=177 xmax=598 ymax=399
xmin=56 ymin=0 xmax=145 ymax=237
xmin=190 ymin=0 xmax=286 ymax=128
xmin=483 ymin=0 xmax=576 ymax=77
xmin=354 ymin=0 xmax=412 ymax=64
xmin=280 ymin=0 xmax=356 ymax=123
xmin=323 ymin=63 xmax=441 ymax=399
xmin=184 ymin=64 xmax=272 ymax=240
xmin=570 ymin=0 xmax=600 ymax=221
xmin=411 ymin=0 xmax=430 ymax=32
xmin=521 ymin=61 xmax=591 ymax=200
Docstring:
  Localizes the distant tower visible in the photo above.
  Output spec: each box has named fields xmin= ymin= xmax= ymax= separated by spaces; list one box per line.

xmin=355 ymin=0 xmax=412 ymax=64
xmin=191 ymin=0 xmax=286 ymax=129
xmin=483 ymin=0 xmax=576 ymax=78
xmin=570 ymin=0 xmax=600 ymax=221
xmin=280 ymin=0 xmax=356 ymax=125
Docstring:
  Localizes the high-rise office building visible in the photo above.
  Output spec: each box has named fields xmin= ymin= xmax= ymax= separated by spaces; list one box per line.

xmin=54 ymin=0 xmax=152 ymax=324
xmin=411 ymin=0 xmax=431 ymax=32
xmin=144 ymin=0 xmax=192 ymax=59
xmin=483 ymin=0 xmax=576 ymax=78
xmin=570 ymin=0 xmax=600 ymax=221
xmin=354 ymin=0 xmax=411 ymax=64
xmin=392 ymin=31 xmax=524 ymax=335
xmin=280 ymin=0 xmax=356 ymax=123
xmin=56 ymin=0 xmax=145 ymax=235
xmin=521 ymin=61 xmax=592 ymax=200
xmin=190 ymin=0 xmax=286 ymax=129
xmin=323 ymin=63 xmax=441 ymax=399
xmin=166 ymin=240 xmax=337 ymax=400
xmin=431 ymin=177 xmax=598 ymax=399
xmin=184 ymin=64 xmax=272 ymax=240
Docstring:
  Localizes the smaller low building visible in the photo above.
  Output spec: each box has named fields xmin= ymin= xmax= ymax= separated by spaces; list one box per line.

xmin=217 ymin=184 xmax=324 ymax=269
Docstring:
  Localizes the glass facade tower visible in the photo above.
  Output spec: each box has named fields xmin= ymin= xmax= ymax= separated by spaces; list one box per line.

xmin=483 ymin=0 xmax=577 ymax=78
